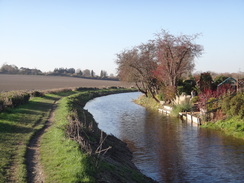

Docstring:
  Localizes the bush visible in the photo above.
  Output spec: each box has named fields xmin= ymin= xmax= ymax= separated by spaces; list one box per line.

xmin=157 ymin=93 xmax=164 ymax=101
xmin=229 ymin=93 xmax=244 ymax=118
xmin=30 ymin=91 xmax=44 ymax=97
xmin=0 ymin=91 xmax=30 ymax=111
xmin=171 ymin=101 xmax=193 ymax=117
xmin=221 ymin=92 xmax=244 ymax=118
xmin=207 ymin=97 xmax=218 ymax=111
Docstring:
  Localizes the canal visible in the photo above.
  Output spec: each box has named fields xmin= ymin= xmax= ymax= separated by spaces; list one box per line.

xmin=84 ymin=92 xmax=244 ymax=182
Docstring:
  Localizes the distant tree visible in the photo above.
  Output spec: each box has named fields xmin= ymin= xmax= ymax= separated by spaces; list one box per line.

xmin=31 ymin=68 xmax=42 ymax=75
xmin=75 ymin=69 xmax=83 ymax=76
xmin=154 ymin=30 xmax=203 ymax=87
xmin=67 ymin=68 xmax=75 ymax=74
xmin=91 ymin=70 xmax=95 ymax=77
xmin=19 ymin=67 xmax=42 ymax=75
xmin=19 ymin=67 xmax=31 ymax=74
xmin=116 ymin=41 xmax=159 ymax=101
xmin=53 ymin=68 xmax=65 ymax=74
xmin=0 ymin=64 xmax=19 ymax=74
xmin=198 ymin=72 xmax=213 ymax=92
xmin=100 ymin=70 xmax=108 ymax=78
xmin=109 ymin=73 xmax=115 ymax=78
xmin=54 ymin=68 xmax=59 ymax=73
xmin=83 ymin=69 xmax=91 ymax=77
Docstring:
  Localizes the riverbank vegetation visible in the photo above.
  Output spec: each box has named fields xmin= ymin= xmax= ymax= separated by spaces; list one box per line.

xmin=134 ymin=94 xmax=161 ymax=110
xmin=201 ymin=92 xmax=244 ymax=139
xmin=40 ymin=94 xmax=96 ymax=182
xmin=202 ymin=116 xmax=244 ymax=139
xmin=116 ymin=29 xmax=243 ymax=139
xmin=0 ymin=87 xmax=156 ymax=182
xmin=135 ymin=90 xmax=244 ymax=140
xmin=116 ymin=30 xmax=204 ymax=103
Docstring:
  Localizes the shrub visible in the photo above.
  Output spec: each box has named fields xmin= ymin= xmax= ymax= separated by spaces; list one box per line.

xmin=229 ymin=93 xmax=244 ymax=118
xmin=221 ymin=92 xmax=244 ymax=118
xmin=171 ymin=101 xmax=193 ymax=117
xmin=207 ymin=97 xmax=218 ymax=112
xmin=30 ymin=91 xmax=44 ymax=97
xmin=0 ymin=91 xmax=30 ymax=110
xmin=157 ymin=92 xmax=164 ymax=101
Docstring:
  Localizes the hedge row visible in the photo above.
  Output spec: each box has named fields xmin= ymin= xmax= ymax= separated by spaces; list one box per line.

xmin=0 ymin=91 xmax=30 ymax=111
xmin=0 ymin=86 xmax=134 ymax=112
xmin=0 ymin=88 xmax=74 ymax=112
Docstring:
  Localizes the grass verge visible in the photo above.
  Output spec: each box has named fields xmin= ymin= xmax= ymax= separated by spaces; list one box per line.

xmin=201 ymin=116 xmax=244 ymax=140
xmin=40 ymin=94 xmax=96 ymax=182
xmin=1 ymin=88 xmax=145 ymax=182
xmin=0 ymin=90 xmax=76 ymax=182
xmin=0 ymin=93 xmax=64 ymax=182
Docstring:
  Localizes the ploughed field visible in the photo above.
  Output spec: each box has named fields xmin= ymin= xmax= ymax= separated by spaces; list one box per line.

xmin=0 ymin=74 xmax=130 ymax=92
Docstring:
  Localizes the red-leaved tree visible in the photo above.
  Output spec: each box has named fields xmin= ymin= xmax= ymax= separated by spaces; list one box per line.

xmin=154 ymin=30 xmax=203 ymax=87
xmin=116 ymin=41 xmax=159 ymax=101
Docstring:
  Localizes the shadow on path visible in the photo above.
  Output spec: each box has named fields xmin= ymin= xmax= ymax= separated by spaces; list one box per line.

xmin=25 ymin=101 xmax=57 ymax=183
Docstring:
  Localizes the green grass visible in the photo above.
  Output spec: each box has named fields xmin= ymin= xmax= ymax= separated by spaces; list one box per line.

xmin=0 ymin=94 xmax=62 ymax=182
xmin=134 ymin=95 xmax=161 ymax=110
xmin=0 ymin=88 xmax=140 ymax=182
xmin=0 ymin=89 xmax=77 ymax=182
xmin=171 ymin=102 xmax=193 ymax=117
xmin=40 ymin=95 xmax=96 ymax=183
xmin=202 ymin=116 xmax=244 ymax=139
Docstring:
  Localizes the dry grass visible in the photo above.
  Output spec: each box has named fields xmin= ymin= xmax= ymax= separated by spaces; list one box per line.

xmin=0 ymin=74 xmax=132 ymax=92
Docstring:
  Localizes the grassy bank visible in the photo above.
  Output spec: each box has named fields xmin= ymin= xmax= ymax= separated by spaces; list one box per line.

xmin=134 ymin=94 xmax=161 ymax=110
xmin=0 ymin=91 xmax=73 ymax=182
xmin=40 ymin=94 xmax=96 ymax=182
xmin=1 ymin=88 xmax=152 ymax=182
xmin=135 ymin=95 xmax=244 ymax=140
xmin=201 ymin=116 xmax=244 ymax=140
xmin=40 ymin=88 xmax=154 ymax=182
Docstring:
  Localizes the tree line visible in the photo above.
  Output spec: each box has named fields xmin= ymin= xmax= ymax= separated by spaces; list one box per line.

xmin=0 ymin=64 xmax=116 ymax=79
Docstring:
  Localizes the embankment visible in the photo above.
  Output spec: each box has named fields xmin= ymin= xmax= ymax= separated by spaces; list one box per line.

xmin=41 ymin=88 xmax=157 ymax=182
xmin=135 ymin=94 xmax=244 ymax=140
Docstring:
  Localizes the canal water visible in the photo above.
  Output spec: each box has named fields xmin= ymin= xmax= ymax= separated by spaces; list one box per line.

xmin=84 ymin=92 xmax=244 ymax=183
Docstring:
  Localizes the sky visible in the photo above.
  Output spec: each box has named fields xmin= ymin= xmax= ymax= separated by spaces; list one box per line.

xmin=0 ymin=0 xmax=243 ymax=75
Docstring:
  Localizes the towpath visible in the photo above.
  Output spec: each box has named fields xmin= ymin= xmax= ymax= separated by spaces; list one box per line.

xmin=25 ymin=101 xmax=57 ymax=183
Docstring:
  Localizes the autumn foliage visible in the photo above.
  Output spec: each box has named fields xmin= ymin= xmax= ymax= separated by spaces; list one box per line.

xmin=116 ymin=30 xmax=203 ymax=102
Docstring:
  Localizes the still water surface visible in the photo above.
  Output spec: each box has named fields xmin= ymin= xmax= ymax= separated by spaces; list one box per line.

xmin=84 ymin=92 xmax=244 ymax=182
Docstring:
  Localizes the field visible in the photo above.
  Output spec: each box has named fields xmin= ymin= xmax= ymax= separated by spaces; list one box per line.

xmin=0 ymin=74 xmax=131 ymax=92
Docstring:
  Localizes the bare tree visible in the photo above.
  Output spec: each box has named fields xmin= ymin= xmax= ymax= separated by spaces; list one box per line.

xmin=154 ymin=30 xmax=203 ymax=87
xmin=83 ymin=69 xmax=91 ymax=77
xmin=116 ymin=41 xmax=159 ymax=101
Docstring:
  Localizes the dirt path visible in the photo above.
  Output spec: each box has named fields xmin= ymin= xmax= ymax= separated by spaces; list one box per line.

xmin=25 ymin=101 xmax=57 ymax=183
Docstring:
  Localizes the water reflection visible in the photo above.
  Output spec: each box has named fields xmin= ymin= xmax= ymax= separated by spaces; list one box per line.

xmin=85 ymin=92 xmax=244 ymax=182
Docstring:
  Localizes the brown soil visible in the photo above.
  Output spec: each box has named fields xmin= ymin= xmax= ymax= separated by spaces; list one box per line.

xmin=25 ymin=101 xmax=57 ymax=183
xmin=0 ymin=74 xmax=131 ymax=92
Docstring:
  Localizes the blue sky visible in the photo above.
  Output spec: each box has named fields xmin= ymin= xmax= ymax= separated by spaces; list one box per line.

xmin=0 ymin=0 xmax=243 ymax=75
